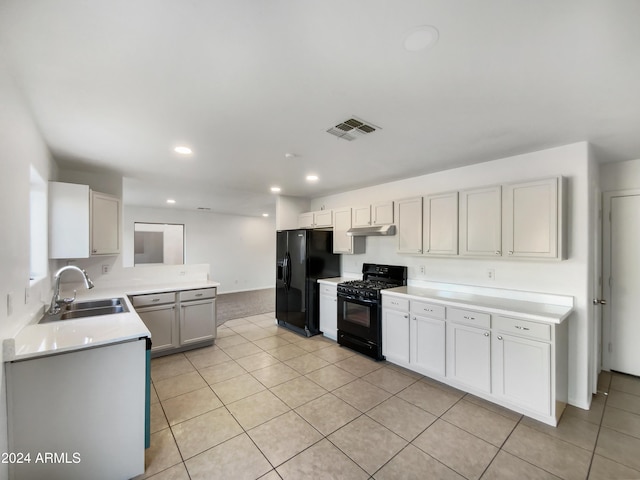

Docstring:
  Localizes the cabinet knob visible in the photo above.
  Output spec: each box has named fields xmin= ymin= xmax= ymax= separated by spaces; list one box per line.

xmin=404 ymin=315 xmax=408 ymax=319
xmin=483 ymin=332 xmax=490 ymax=337
xmin=417 ymin=249 xmax=422 ymax=253
xmin=497 ymin=335 xmax=503 ymax=340
xmin=508 ymin=251 xmax=514 ymax=255
xmin=495 ymin=250 xmax=501 ymax=255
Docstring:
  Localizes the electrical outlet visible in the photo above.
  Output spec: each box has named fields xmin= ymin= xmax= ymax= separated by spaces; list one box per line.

xmin=102 ymin=264 xmax=110 ymax=274
xmin=419 ymin=265 xmax=426 ymax=275
xmin=487 ymin=268 xmax=495 ymax=280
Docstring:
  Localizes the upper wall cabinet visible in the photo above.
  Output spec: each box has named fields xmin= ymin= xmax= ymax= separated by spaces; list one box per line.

xmin=298 ymin=210 xmax=333 ymax=229
xmin=397 ymin=197 xmax=423 ymax=254
xmin=333 ymin=207 xmax=365 ymax=255
xmin=502 ymin=177 xmax=565 ymax=259
xmin=423 ymin=192 xmax=458 ymax=256
xmin=352 ymin=201 xmax=394 ymax=227
xmin=49 ymin=181 xmax=121 ymax=259
xmin=459 ymin=186 xmax=502 ymax=257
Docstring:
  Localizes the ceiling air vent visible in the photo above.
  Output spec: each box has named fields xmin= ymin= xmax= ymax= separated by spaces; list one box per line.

xmin=326 ymin=116 xmax=380 ymax=141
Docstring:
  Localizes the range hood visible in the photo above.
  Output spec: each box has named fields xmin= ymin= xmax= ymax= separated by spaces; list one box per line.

xmin=346 ymin=224 xmax=396 ymax=237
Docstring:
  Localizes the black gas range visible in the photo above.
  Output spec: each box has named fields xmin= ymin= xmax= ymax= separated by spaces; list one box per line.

xmin=337 ymin=263 xmax=407 ymax=360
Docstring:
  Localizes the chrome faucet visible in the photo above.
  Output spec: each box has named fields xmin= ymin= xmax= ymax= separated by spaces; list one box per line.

xmin=48 ymin=265 xmax=95 ymax=315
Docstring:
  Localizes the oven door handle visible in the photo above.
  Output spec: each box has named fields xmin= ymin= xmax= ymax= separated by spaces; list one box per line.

xmin=338 ymin=294 xmax=377 ymax=305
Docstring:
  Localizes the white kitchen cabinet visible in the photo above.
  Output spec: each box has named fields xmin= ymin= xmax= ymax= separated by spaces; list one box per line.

xmin=298 ymin=209 xmax=333 ymax=228
xmin=352 ymin=205 xmax=372 ymax=227
xmin=6 ymin=339 xmax=146 ymax=480
xmin=91 ymin=190 xmax=121 ymax=255
xmin=459 ymin=185 xmax=502 ymax=257
xmin=492 ymin=315 xmax=553 ymax=416
xmin=49 ymin=181 xmax=121 ymax=259
xmin=133 ymin=293 xmax=178 ymax=354
xmin=423 ymin=192 xmax=458 ymax=256
xmin=396 ymin=197 xmax=423 ymax=254
xmin=382 ymin=296 xmax=411 ymax=367
xmin=410 ymin=301 xmax=446 ymax=377
xmin=372 ymin=201 xmax=394 ymax=225
xmin=319 ymin=283 xmax=338 ymax=340
xmin=179 ymin=288 xmax=217 ymax=345
xmin=333 ymin=207 xmax=365 ymax=254
xmin=446 ymin=308 xmax=492 ymax=393
xmin=503 ymin=177 xmax=564 ymax=259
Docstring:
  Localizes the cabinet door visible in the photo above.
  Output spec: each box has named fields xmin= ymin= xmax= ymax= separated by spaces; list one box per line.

xmin=382 ymin=308 xmax=410 ymax=366
xmin=137 ymin=304 xmax=177 ymax=353
xmin=352 ymin=206 xmax=372 ymax=227
xmin=333 ymin=207 xmax=354 ymax=254
xmin=459 ymin=186 xmax=502 ymax=257
xmin=372 ymin=201 xmax=394 ymax=225
xmin=180 ymin=299 xmax=216 ymax=345
xmin=503 ymin=177 xmax=559 ymax=259
xmin=397 ymin=197 xmax=423 ymax=254
xmin=91 ymin=191 xmax=121 ymax=255
xmin=424 ymin=192 xmax=458 ymax=255
xmin=314 ymin=210 xmax=333 ymax=228
xmin=410 ymin=314 xmax=445 ymax=377
xmin=492 ymin=333 xmax=551 ymax=415
xmin=49 ymin=181 xmax=90 ymax=259
xmin=298 ymin=212 xmax=314 ymax=228
xmin=446 ymin=322 xmax=491 ymax=393
xmin=319 ymin=291 xmax=338 ymax=340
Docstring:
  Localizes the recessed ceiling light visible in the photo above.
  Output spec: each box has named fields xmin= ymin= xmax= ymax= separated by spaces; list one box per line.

xmin=284 ymin=153 xmax=298 ymax=159
xmin=166 ymin=199 xmax=176 ymax=204
xmin=306 ymin=175 xmax=319 ymax=182
xmin=262 ymin=213 xmax=269 ymax=217
xmin=174 ymin=146 xmax=193 ymax=155
xmin=403 ymin=25 xmax=439 ymax=52
xmin=270 ymin=186 xmax=281 ymax=193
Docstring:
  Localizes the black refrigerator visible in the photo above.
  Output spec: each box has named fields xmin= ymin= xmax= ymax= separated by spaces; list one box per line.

xmin=276 ymin=229 xmax=341 ymax=336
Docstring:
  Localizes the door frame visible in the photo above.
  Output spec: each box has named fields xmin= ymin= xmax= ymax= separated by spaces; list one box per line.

xmin=601 ymin=188 xmax=640 ymax=372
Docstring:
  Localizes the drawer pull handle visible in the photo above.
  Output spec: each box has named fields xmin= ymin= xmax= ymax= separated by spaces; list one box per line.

xmin=152 ymin=298 xmax=160 ymax=302
xmin=483 ymin=332 xmax=490 ymax=337
xmin=515 ymin=325 xmax=530 ymax=331
xmin=195 ymin=293 xmax=203 ymax=297
xmin=463 ymin=315 xmax=476 ymax=320
xmin=424 ymin=308 xmax=433 ymax=312
xmin=497 ymin=335 xmax=503 ymax=340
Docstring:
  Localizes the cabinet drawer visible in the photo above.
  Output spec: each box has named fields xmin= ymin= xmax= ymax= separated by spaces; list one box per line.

xmin=179 ymin=288 xmax=217 ymax=302
xmin=131 ymin=292 xmax=176 ymax=307
xmin=320 ymin=284 xmax=337 ymax=296
xmin=383 ymin=296 xmax=409 ymax=311
xmin=493 ymin=316 xmax=551 ymax=341
xmin=410 ymin=300 xmax=445 ymax=320
xmin=447 ymin=307 xmax=490 ymax=329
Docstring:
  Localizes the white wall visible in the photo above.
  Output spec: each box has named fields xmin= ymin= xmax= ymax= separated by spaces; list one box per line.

xmin=276 ymin=195 xmax=310 ymax=230
xmin=600 ymin=158 xmax=640 ymax=192
xmin=0 ymin=57 xmax=57 ymax=480
xmin=123 ymin=206 xmax=276 ymax=293
xmin=311 ymin=142 xmax=594 ymax=409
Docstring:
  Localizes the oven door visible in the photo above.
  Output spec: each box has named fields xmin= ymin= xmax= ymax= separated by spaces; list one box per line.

xmin=337 ymin=294 xmax=379 ymax=343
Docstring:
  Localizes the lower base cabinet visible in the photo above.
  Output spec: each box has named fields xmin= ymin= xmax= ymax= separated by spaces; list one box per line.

xmin=6 ymin=339 xmax=146 ymax=480
xmin=410 ymin=314 xmax=445 ymax=377
xmin=446 ymin=321 xmax=492 ymax=394
xmin=131 ymin=288 xmax=217 ymax=356
xmin=319 ymin=284 xmax=338 ymax=341
xmin=381 ymin=293 xmax=568 ymax=426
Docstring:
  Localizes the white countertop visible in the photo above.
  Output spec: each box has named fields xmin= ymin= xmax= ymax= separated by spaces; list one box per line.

xmin=383 ymin=286 xmax=573 ymax=324
xmin=4 ymin=280 xmax=220 ymax=362
xmin=317 ymin=277 xmax=345 ymax=285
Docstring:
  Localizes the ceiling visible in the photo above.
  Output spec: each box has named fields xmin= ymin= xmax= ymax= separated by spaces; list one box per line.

xmin=2 ymin=0 xmax=639 ymax=216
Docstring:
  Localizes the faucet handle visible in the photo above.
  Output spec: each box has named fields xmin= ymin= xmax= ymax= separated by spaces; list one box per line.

xmin=58 ymin=290 xmax=77 ymax=306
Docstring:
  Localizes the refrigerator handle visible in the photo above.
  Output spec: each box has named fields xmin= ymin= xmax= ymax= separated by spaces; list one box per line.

xmin=283 ymin=253 xmax=290 ymax=290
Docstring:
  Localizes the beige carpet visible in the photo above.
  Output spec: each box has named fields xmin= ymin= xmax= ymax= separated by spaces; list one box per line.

xmin=216 ymin=288 xmax=275 ymax=325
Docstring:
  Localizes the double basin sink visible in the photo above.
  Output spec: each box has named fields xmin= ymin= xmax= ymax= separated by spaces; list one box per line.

xmin=40 ymin=298 xmax=129 ymax=323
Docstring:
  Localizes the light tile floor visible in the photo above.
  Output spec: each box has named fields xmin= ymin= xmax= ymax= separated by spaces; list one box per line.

xmin=135 ymin=312 xmax=640 ymax=480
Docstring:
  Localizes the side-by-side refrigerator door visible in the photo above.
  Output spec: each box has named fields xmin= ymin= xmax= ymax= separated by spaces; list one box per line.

xmin=275 ymin=231 xmax=289 ymax=324
xmin=286 ymin=230 xmax=308 ymax=330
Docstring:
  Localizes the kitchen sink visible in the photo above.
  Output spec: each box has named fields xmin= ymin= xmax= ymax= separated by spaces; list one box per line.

xmin=39 ymin=297 xmax=128 ymax=323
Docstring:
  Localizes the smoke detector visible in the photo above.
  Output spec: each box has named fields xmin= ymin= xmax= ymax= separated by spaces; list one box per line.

xmin=326 ymin=116 xmax=381 ymax=141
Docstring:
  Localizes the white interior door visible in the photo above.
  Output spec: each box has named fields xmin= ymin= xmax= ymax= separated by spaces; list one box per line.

xmin=603 ymin=191 xmax=640 ymax=376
